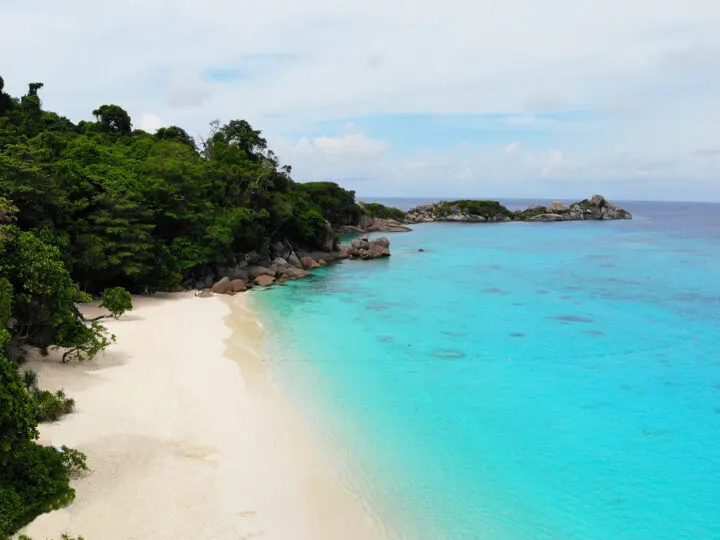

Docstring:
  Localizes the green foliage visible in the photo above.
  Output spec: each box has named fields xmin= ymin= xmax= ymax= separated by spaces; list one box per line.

xmin=0 ymin=441 xmax=76 ymax=537
xmin=22 ymin=369 xmax=37 ymax=390
xmin=299 ymin=182 xmax=362 ymax=226
xmin=434 ymin=200 xmax=514 ymax=219
xmin=0 ymin=354 xmax=81 ymax=538
xmin=155 ymin=126 xmax=196 ymax=150
xmin=99 ymin=287 xmax=133 ymax=318
xmin=22 ymin=370 xmax=76 ymax=424
xmin=58 ymin=446 xmax=89 ymax=478
xmin=92 ymin=104 xmax=132 ymax=135
xmin=0 ymin=77 xmax=344 ymax=293
xmin=513 ymin=205 xmax=548 ymax=219
xmin=0 ymin=355 xmax=38 ymax=467
xmin=362 ymin=202 xmax=406 ymax=221
xmin=0 ymin=227 xmax=114 ymax=362
xmin=31 ymin=388 xmax=76 ymax=423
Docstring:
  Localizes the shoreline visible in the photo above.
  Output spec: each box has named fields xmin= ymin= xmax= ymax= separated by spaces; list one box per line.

xmin=21 ymin=292 xmax=380 ymax=540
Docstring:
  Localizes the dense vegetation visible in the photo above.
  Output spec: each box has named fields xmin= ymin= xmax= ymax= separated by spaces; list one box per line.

xmin=0 ymin=75 xmax=366 ymax=537
xmin=361 ymin=202 xmax=406 ymax=221
xmin=0 ymin=77 xmax=360 ymax=294
xmin=300 ymin=181 xmax=363 ymax=226
xmin=0 ymin=329 xmax=81 ymax=537
xmin=432 ymin=200 xmax=514 ymax=219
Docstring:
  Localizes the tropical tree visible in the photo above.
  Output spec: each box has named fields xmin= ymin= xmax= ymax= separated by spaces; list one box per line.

xmin=92 ymin=104 xmax=132 ymax=135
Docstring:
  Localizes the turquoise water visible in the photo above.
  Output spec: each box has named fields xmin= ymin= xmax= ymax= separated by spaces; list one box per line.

xmin=253 ymin=202 xmax=720 ymax=539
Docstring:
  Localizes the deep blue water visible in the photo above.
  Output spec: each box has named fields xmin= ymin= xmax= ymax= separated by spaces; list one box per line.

xmin=252 ymin=200 xmax=720 ymax=539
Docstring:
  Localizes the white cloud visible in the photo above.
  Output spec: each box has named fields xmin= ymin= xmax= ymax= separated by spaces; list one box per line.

xmin=139 ymin=114 xmax=163 ymax=133
xmin=504 ymin=142 xmax=519 ymax=154
xmin=2 ymin=0 xmax=720 ymax=198
xmin=313 ymin=132 xmax=389 ymax=156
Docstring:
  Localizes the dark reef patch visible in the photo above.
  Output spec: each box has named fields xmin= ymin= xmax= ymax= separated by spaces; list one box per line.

xmin=583 ymin=330 xmax=606 ymax=336
xmin=549 ymin=315 xmax=595 ymax=323
xmin=642 ymin=429 xmax=675 ymax=437
xmin=366 ymin=301 xmax=403 ymax=311
xmin=377 ymin=335 xmax=395 ymax=343
xmin=442 ymin=331 xmax=468 ymax=337
xmin=536 ymin=290 xmax=549 ymax=294
xmin=602 ymin=277 xmax=643 ymax=285
xmin=430 ymin=349 xmax=467 ymax=360
xmin=483 ymin=288 xmax=506 ymax=294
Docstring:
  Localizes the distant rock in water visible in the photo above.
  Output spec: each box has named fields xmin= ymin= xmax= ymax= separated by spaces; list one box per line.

xmin=338 ymin=236 xmax=392 ymax=260
xmin=337 ymin=201 xmax=412 ymax=233
xmin=405 ymin=195 xmax=632 ymax=223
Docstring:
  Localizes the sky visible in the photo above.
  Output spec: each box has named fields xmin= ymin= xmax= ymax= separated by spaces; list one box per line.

xmin=3 ymin=0 xmax=720 ymax=201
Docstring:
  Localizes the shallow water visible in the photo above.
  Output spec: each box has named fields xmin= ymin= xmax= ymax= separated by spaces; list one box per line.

xmin=254 ymin=201 xmax=720 ymax=539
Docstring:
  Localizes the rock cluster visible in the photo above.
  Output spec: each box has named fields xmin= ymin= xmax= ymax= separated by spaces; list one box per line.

xmin=194 ymin=239 xmax=334 ymax=296
xmin=206 ymin=258 xmax=319 ymax=295
xmin=405 ymin=204 xmax=512 ymax=224
xmin=525 ymin=195 xmax=632 ymax=222
xmin=338 ymin=236 xmax=391 ymax=260
xmin=338 ymin=215 xmax=411 ymax=234
xmin=404 ymin=195 xmax=631 ymax=223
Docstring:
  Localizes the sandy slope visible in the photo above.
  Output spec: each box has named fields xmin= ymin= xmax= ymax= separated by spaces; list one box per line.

xmin=21 ymin=292 xmax=380 ymax=540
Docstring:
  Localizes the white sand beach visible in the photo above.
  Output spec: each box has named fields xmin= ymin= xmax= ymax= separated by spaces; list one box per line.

xmin=21 ymin=292 xmax=380 ymax=540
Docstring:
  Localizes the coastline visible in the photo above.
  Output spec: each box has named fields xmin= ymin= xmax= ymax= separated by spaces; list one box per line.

xmin=20 ymin=292 xmax=380 ymax=540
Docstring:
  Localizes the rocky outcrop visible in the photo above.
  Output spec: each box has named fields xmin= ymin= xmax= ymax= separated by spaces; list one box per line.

xmin=339 ymin=236 xmax=391 ymax=260
xmin=253 ymin=275 xmax=276 ymax=287
xmin=230 ymin=279 xmax=248 ymax=292
xmin=287 ymin=252 xmax=302 ymax=268
xmin=338 ymin=215 xmax=411 ymax=234
xmin=321 ymin=220 xmax=336 ymax=252
xmin=520 ymin=195 xmax=632 ymax=222
xmin=526 ymin=213 xmax=565 ymax=222
xmin=336 ymin=202 xmax=411 ymax=234
xmin=405 ymin=200 xmax=514 ymax=224
xmin=206 ymin=254 xmax=320 ymax=294
xmin=300 ymin=256 xmax=321 ymax=269
xmin=405 ymin=195 xmax=631 ymax=223
xmin=211 ymin=277 xmax=233 ymax=294
xmin=276 ymin=267 xmax=309 ymax=281
xmin=247 ymin=266 xmax=275 ymax=280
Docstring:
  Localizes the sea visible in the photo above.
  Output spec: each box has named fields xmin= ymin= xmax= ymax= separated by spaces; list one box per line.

xmin=251 ymin=198 xmax=720 ymax=539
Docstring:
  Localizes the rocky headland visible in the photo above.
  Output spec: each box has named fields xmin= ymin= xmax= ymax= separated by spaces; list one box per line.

xmin=337 ymin=201 xmax=412 ymax=234
xmin=200 ymin=195 xmax=630 ymax=295
xmin=405 ymin=194 xmax=632 ymax=223
xmin=201 ymin=234 xmax=392 ymax=295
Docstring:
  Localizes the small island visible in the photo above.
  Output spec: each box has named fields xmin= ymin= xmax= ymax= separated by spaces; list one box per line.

xmin=405 ymin=195 xmax=632 ymax=223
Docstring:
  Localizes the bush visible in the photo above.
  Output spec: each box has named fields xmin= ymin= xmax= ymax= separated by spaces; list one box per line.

xmin=450 ymin=200 xmax=513 ymax=218
xmin=21 ymin=370 xmax=76 ymax=423
xmin=0 ymin=443 xmax=76 ymax=537
xmin=99 ymin=287 xmax=132 ymax=318
xmin=362 ymin=202 xmax=406 ymax=221
xmin=31 ymin=388 xmax=75 ymax=423
xmin=298 ymin=182 xmax=363 ymax=226
xmin=59 ymin=446 xmax=89 ymax=478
